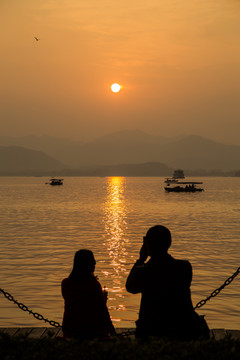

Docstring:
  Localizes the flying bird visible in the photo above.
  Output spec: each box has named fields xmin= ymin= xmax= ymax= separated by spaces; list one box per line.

xmin=34 ymin=37 xmax=40 ymax=41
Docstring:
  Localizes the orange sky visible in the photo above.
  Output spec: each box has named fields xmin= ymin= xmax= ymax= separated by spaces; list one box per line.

xmin=1 ymin=0 xmax=240 ymax=144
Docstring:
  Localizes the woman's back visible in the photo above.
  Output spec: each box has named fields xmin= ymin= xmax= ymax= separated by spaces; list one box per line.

xmin=61 ymin=250 xmax=115 ymax=339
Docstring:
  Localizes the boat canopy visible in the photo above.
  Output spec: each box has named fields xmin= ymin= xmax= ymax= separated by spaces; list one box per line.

xmin=172 ymin=181 xmax=203 ymax=184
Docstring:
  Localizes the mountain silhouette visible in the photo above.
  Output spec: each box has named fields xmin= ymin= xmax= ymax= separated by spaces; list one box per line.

xmin=0 ymin=146 xmax=65 ymax=175
xmin=92 ymin=129 xmax=169 ymax=145
xmin=86 ymin=162 xmax=170 ymax=177
xmin=1 ymin=131 xmax=240 ymax=171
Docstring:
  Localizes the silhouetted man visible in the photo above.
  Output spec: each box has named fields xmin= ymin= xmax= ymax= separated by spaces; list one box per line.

xmin=126 ymin=225 xmax=209 ymax=339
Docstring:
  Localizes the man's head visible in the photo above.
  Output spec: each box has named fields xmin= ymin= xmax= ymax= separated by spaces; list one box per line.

xmin=145 ymin=225 xmax=172 ymax=255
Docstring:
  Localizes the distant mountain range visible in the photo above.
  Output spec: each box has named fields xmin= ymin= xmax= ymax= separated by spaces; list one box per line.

xmin=0 ymin=130 xmax=240 ymax=175
xmin=0 ymin=146 xmax=64 ymax=175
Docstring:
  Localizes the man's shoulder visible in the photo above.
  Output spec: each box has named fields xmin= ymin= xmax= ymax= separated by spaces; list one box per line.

xmin=174 ymin=257 xmax=191 ymax=264
xmin=62 ymin=277 xmax=70 ymax=285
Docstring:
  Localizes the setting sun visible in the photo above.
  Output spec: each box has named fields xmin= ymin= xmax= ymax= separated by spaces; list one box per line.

xmin=111 ymin=83 xmax=121 ymax=93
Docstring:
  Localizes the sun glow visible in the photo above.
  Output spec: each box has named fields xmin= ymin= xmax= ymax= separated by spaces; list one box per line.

xmin=111 ymin=83 xmax=121 ymax=93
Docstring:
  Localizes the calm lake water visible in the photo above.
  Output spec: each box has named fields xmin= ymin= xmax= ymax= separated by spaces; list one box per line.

xmin=0 ymin=176 xmax=240 ymax=329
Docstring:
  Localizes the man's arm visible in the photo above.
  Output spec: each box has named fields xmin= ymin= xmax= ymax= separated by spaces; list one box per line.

xmin=126 ymin=260 xmax=146 ymax=294
xmin=126 ymin=240 xmax=149 ymax=293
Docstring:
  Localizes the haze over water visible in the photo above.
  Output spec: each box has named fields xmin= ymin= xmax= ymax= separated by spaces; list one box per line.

xmin=0 ymin=176 xmax=240 ymax=329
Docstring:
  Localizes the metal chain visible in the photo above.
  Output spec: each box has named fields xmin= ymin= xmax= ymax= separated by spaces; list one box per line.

xmin=1 ymin=266 xmax=239 ymax=333
xmin=0 ymin=288 xmax=61 ymax=328
xmin=194 ymin=266 xmax=240 ymax=309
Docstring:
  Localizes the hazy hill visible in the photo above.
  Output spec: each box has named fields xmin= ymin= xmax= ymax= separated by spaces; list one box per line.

xmin=92 ymin=129 xmax=169 ymax=145
xmin=160 ymin=135 xmax=240 ymax=170
xmin=0 ymin=135 xmax=81 ymax=150
xmin=1 ymin=131 xmax=240 ymax=171
xmin=0 ymin=135 xmax=84 ymax=168
xmin=72 ymin=133 xmax=240 ymax=170
xmin=87 ymin=162 xmax=170 ymax=177
xmin=0 ymin=146 xmax=65 ymax=175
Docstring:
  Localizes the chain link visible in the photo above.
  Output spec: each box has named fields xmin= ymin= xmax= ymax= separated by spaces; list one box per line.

xmin=0 ymin=288 xmax=61 ymax=328
xmin=1 ymin=266 xmax=239 ymax=334
xmin=194 ymin=266 xmax=240 ymax=309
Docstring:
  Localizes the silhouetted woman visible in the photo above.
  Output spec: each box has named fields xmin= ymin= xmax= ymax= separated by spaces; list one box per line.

xmin=61 ymin=249 xmax=115 ymax=339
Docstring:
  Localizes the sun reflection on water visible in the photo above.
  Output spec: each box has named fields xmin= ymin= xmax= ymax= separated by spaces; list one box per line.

xmin=103 ymin=177 xmax=128 ymax=277
xmin=102 ymin=177 xmax=129 ymax=320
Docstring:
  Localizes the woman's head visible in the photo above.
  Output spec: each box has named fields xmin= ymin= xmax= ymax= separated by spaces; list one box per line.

xmin=69 ymin=249 xmax=96 ymax=279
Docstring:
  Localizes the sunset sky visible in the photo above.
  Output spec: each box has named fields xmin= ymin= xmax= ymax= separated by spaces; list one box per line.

xmin=1 ymin=0 xmax=240 ymax=144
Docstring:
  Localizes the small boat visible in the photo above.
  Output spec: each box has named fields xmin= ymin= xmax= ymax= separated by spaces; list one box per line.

xmin=165 ymin=181 xmax=204 ymax=193
xmin=49 ymin=178 xmax=63 ymax=186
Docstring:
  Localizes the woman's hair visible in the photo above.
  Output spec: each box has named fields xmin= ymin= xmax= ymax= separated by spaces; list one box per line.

xmin=69 ymin=249 xmax=96 ymax=280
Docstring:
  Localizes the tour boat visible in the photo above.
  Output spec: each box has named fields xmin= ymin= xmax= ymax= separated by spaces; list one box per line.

xmin=164 ymin=181 xmax=204 ymax=193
